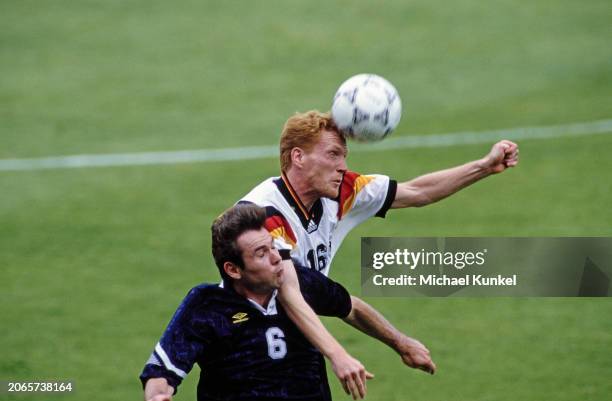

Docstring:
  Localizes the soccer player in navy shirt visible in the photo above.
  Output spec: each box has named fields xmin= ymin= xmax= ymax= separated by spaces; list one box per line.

xmin=141 ymin=204 xmax=373 ymax=401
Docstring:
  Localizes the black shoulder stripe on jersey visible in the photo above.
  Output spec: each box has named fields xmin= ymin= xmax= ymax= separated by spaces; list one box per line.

xmin=274 ymin=177 xmax=324 ymax=231
xmin=279 ymin=249 xmax=292 ymax=260
xmin=375 ymin=179 xmax=397 ymax=218
xmin=237 ymin=202 xmax=288 ymax=224
xmin=263 ymin=205 xmax=284 ymax=218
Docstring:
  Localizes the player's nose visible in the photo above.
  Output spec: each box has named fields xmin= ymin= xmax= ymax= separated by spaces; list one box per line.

xmin=270 ymin=248 xmax=282 ymax=264
xmin=337 ymin=156 xmax=348 ymax=172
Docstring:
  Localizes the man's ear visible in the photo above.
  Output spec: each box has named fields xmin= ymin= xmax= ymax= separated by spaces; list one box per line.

xmin=290 ymin=147 xmax=305 ymax=168
xmin=224 ymin=262 xmax=242 ymax=280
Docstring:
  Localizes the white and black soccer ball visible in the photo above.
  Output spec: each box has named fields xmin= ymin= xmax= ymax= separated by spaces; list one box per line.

xmin=331 ymin=74 xmax=402 ymax=142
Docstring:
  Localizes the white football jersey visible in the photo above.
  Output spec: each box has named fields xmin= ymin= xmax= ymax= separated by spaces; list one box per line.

xmin=239 ymin=171 xmax=396 ymax=276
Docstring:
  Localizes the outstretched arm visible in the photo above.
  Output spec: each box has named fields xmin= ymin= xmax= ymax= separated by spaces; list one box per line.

xmin=278 ymin=260 xmax=374 ymax=399
xmin=392 ymin=140 xmax=519 ymax=208
xmin=344 ymin=296 xmax=436 ymax=374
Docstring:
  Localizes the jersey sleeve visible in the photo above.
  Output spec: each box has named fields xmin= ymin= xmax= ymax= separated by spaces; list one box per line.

xmin=261 ymin=205 xmax=298 ymax=256
xmin=333 ymin=171 xmax=397 ymax=247
xmin=139 ymin=287 xmax=213 ymax=392
xmin=237 ymin=200 xmax=296 ymax=258
xmin=295 ymin=265 xmax=352 ymax=318
xmin=337 ymin=170 xmax=397 ymax=221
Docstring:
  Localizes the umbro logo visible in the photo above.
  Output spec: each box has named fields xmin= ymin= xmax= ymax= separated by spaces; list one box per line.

xmin=307 ymin=220 xmax=318 ymax=233
xmin=232 ymin=312 xmax=249 ymax=324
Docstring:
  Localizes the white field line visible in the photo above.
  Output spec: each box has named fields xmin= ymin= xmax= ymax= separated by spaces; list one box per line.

xmin=1 ymin=119 xmax=611 ymax=171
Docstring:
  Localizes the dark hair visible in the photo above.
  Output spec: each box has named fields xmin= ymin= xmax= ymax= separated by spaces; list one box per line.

xmin=211 ymin=203 xmax=267 ymax=280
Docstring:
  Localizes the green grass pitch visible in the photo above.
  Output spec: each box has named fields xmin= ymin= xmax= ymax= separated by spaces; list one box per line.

xmin=2 ymin=1 xmax=611 ymax=400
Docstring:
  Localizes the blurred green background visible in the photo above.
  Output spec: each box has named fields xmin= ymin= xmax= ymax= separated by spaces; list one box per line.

xmin=2 ymin=1 xmax=611 ymax=400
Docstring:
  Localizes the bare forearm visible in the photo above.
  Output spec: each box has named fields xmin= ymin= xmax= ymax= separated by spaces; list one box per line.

xmin=392 ymin=158 xmax=490 ymax=208
xmin=343 ymin=296 xmax=402 ymax=349
xmin=279 ymin=278 xmax=347 ymax=358
xmin=345 ymin=296 xmax=437 ymax=374
xmin=392 ymin=140 xmax=519 ymax=209
xmin=279 ymin=278 xmax=374 ymax=397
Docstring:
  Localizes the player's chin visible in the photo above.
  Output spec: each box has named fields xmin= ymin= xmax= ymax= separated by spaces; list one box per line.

xmin=326 ymin=184 xmax=341 ymax=199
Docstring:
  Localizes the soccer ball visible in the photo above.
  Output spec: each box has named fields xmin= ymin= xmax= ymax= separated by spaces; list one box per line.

xmin=331 ymin=74 xmax=402 ymax=142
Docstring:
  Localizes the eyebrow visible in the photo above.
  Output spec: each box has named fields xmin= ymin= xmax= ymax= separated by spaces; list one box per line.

xmin=253 ymin=245 xmax=267 ymax=254
xmin=329 ymin=144 xmax=347 ymax=154
xmin=253 ymin=239 xmax=274 ymax=254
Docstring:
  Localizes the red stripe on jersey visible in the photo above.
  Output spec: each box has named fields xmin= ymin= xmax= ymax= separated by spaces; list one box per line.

xmin=264 ymin=215 xmax=297 ymax=247
xmin=337 ymin=171 xmax=360 ymax=219
xmin=337 ymin=171 xmax=374 ymax=219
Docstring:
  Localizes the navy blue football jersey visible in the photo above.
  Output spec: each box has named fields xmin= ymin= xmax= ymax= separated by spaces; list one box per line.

xmin=140 ymin=265 xmax=351 ymax=401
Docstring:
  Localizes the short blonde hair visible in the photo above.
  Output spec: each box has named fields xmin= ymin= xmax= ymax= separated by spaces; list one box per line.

xmin=279 ymin=110 xmax=344 ymax=172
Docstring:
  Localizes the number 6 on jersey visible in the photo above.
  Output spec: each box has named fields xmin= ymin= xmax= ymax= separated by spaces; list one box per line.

xmin=265 ymin=327 xmax=287 ymax=359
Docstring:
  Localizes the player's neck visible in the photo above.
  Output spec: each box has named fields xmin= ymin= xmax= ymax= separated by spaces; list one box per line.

xmin=283 ymin=170 xmax=318 ymax=211
xmin=232 ymin=283 xmax=274 ymax=308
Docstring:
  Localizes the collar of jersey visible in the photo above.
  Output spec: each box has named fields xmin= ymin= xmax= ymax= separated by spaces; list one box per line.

xmin=247 ymin=290 xmax=278 ymax=316
xmin=219 ymin=281 xmax=279 ymax=316
xmin=276 ymin=174 xmax=324 ymax=231
xmin=280 ymin=173 xmax=312 ymax=219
